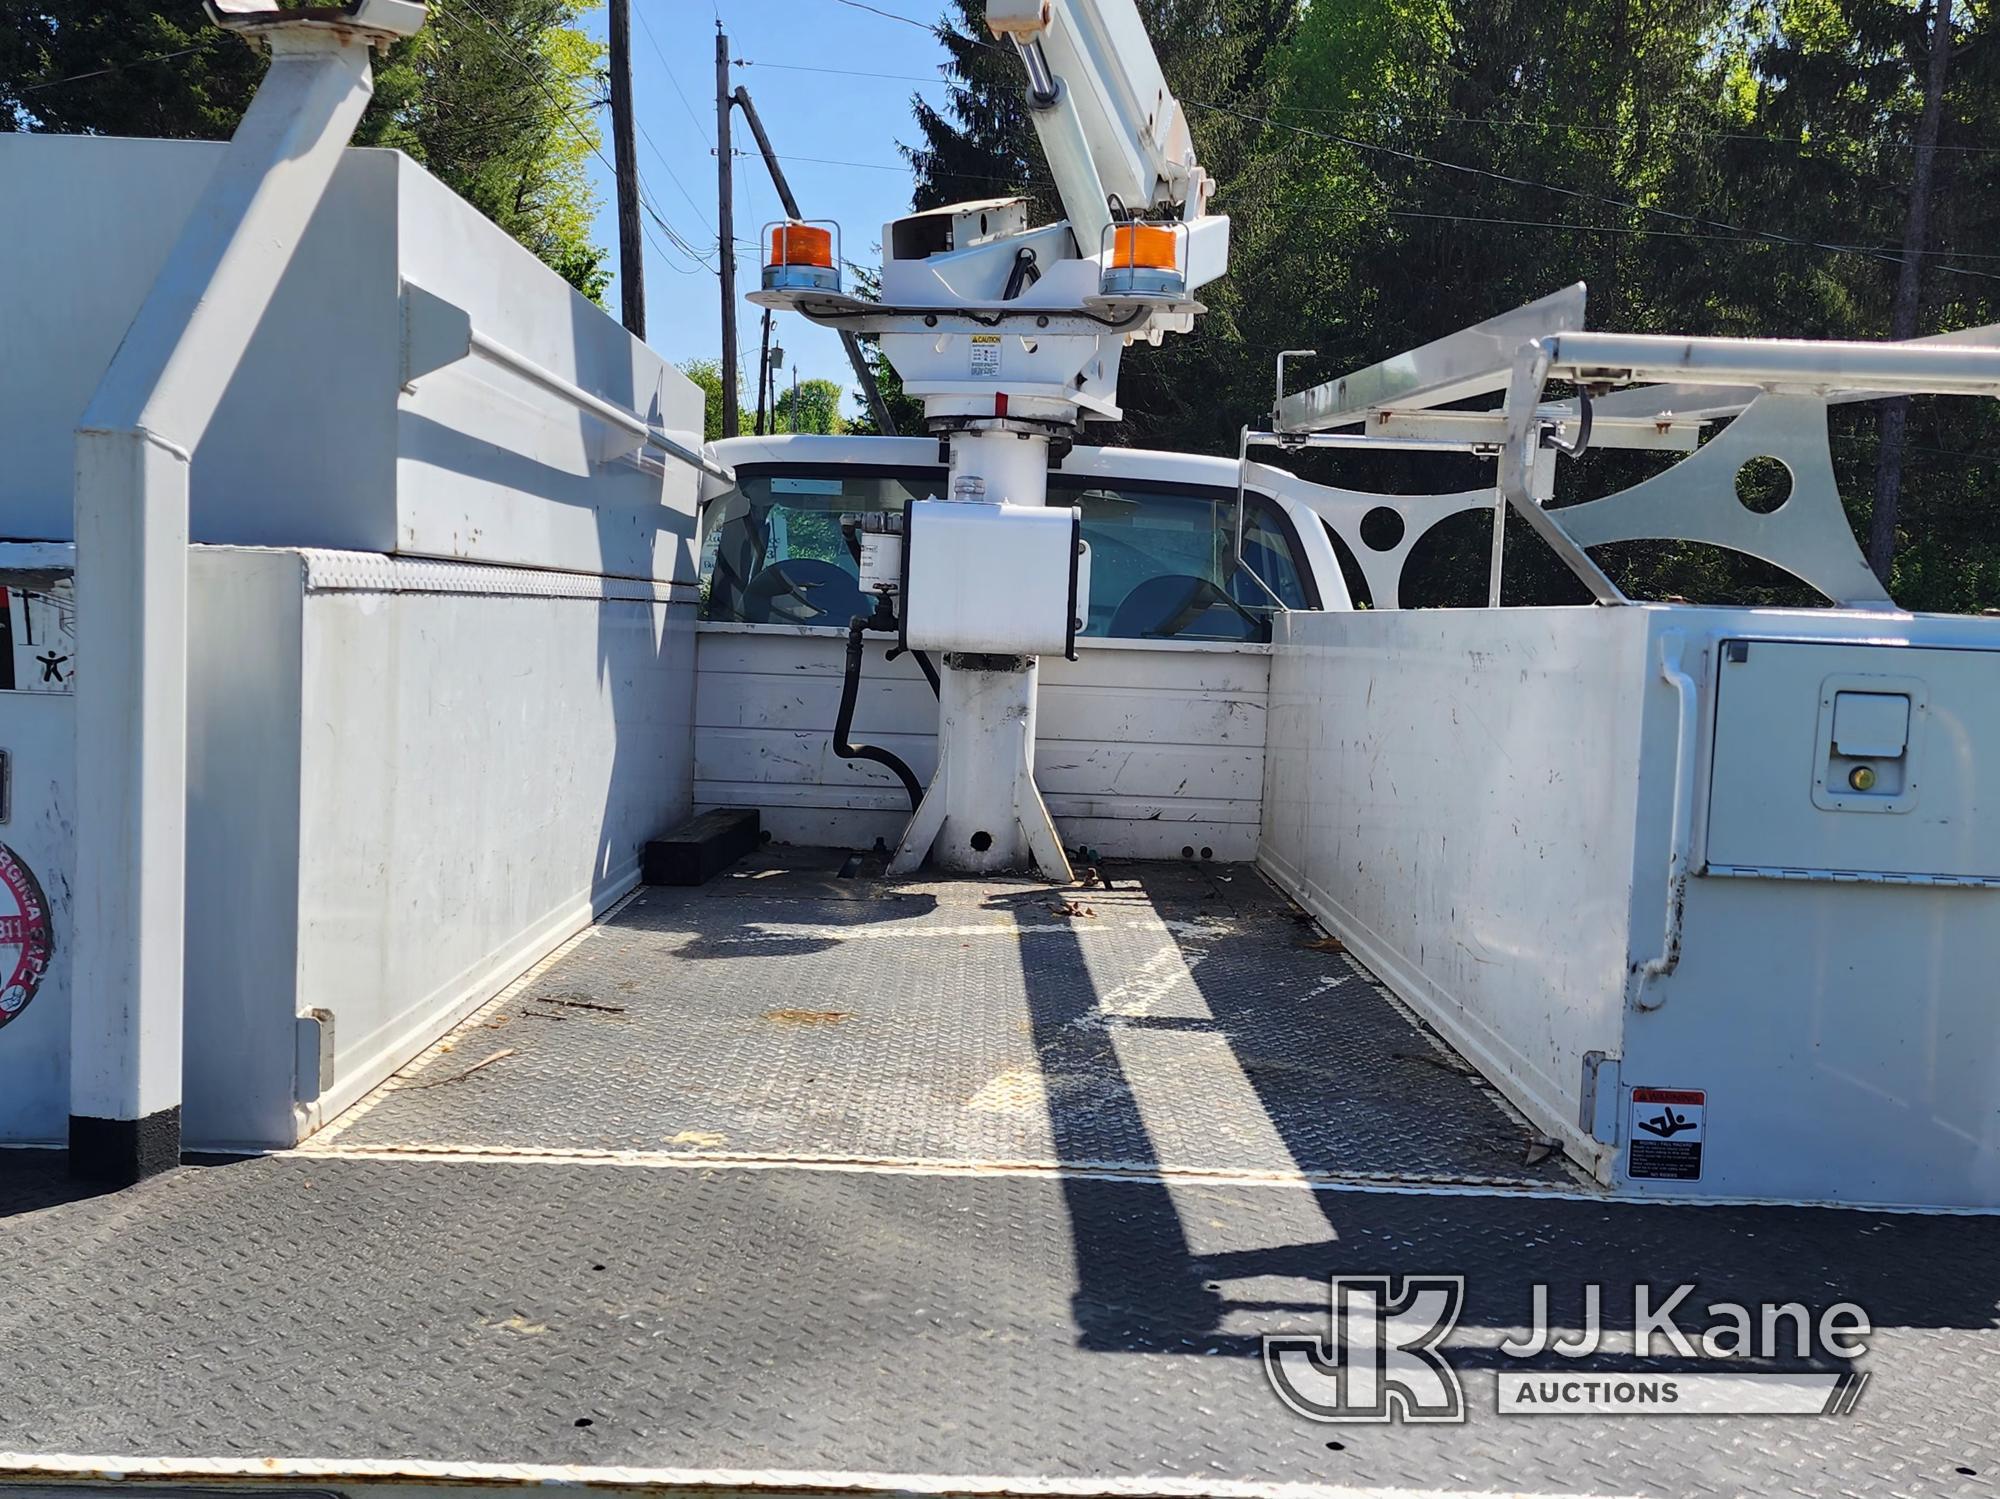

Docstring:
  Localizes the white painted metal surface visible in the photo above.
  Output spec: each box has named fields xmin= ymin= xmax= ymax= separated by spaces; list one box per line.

xmin=695 ymin=624 xmax=1267 ymax=862
xmin=888 ymin=656 xmax=1072 ymax=879
xmin=0 ymin=546 xmax=75 ymax=1141
xmin=1259 ymin=605 xmax=1650 ymax=1176
xmin=903 ymin=499 xmax=1085 ymax=656
xmin=0 ymin=139 xmax=701 ymax=580
xmin=0 ymin=544 xmax=697 ymax=1149
xmin=71 ymin=17 xmax=384 ymax=1146
xmin=270 ymin=551 xmax=697 ymax=1146
xmin=1260 ymin=602 xmax=2000 ymax=1207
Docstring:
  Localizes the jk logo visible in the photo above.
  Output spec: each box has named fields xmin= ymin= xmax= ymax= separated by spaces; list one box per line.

xmin=1264 ymin=1276 xmax=1466 ymax=1423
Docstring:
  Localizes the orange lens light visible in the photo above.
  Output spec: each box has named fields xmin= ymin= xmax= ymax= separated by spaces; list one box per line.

xmin=1109 ymin=224 xmax=1178 ymax=271
xmin=769 ymin=223 xmax=834 ymax=269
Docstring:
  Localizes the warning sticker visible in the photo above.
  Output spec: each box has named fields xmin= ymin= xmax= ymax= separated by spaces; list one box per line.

xmin=1628 ymin=1087 xmax=1705 ymax=1181
xmin=0 ymin=841 xmax=53 ymax=1030
xmin=970 ymin=333 xmax=1002 ymax=376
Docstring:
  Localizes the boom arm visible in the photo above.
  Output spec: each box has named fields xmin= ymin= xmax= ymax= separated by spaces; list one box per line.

xmin=989 ymin=0 xmax=1214 ymax=259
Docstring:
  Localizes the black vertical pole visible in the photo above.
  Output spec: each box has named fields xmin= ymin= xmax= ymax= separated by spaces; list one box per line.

xmin=607 ymin=0 xmax=645 ymax=338
xmin=755 ymin=308 xmax=772 ymax=436
xmin=716 ymin=24 xmax=740 ymax=437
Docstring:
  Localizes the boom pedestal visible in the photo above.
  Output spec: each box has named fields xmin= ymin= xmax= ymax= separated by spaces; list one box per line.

xmin=891 ymin=425 xmax=1076 ymax=881
xmin=890 ymin=653 xmax=1070 ymax=879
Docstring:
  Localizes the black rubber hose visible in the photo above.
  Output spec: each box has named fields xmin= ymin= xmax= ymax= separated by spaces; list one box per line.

xmin=913 ymin=649 xmax=941 ymax=698
xmin=835 ymin=617 xmax=923 ymax=811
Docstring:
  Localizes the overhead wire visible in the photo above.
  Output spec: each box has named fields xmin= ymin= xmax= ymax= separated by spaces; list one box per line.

xmin=633 ymin=2 xmax=716 ymax=146
xmin=1188 ymin=97 xmax=2000 ymax=285
xmin=18 ymin=45 xmax=203 ymax=94
xmin=1265 ymin=101 xmax=2000 ymax=158
xmin=440 ymin=0 xmax=717 ymax=274
xmin=738 ymin=59 xmax=952 ymax=86
xmin=1386 ymin=210 xmax=2000 ymax=266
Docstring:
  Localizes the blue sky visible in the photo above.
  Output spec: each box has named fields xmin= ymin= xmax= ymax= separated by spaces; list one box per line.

xmin=578 ymin=0 xmax=961 ymax=420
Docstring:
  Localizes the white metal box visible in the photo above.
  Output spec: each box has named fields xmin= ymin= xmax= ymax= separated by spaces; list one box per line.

xmin=1262 ymin=603 xmax=2000 ymax=1208
xmin=1706 ymin=639 xmax=1998 ymax=881
xmin=0 ymin=543 xmax=697 ymax=1149
xmin=0 ymin=547 xmax=75 ymax=1141
xmin=902 ymin=499 xmax=1088 ymax=655
xmin=0 ymin=136 xmax=701 ymax=583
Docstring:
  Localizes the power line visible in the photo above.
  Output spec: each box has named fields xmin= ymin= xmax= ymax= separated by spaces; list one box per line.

xmin=19 ymin=45 xmax=202 ymax=94
xmin=1266 ymin=101 xmax=2000 ymax=158
xmin=639 ymin=118 xmax=715 ymax=230
xmin=1189 ymin=97 xmax=2000 ymax=286
xmin=632 ymin=3 xmax=715 ymax=147
xmin=440 ymin=0 xmax=715 ymax=272
xmin=739 ymin=59 xmax=951 ymax=86
xmin=815 ymin=0 xmax=1009 ymax=54
xmin=821 ymin=0 xmax=940 ymax=31
xmin=1387 ymin=209 xmax=2000 ymax=265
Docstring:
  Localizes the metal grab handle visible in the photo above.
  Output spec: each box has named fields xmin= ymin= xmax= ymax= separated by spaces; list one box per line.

xmin=1233 ymin=426 xmax=1288 ymax=612
xmin=1630 ymin=631 xmax=1699 ymax=1012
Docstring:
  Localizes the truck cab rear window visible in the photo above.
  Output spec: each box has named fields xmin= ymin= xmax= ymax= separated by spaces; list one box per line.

xmin=699 ymin=468 xmax=1312 ymax=641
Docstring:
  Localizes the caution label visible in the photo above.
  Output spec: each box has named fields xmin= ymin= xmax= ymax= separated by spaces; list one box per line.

xmin=1628 ymin=1087 xmax=1705 ymax=1181
xmin=970 ymin=333 xmax=1002 ymax=376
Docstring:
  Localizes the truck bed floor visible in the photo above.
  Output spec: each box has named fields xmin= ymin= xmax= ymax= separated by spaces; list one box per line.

xmin=319 ymin=853 xmax=1569 ymax=1187
xmin=0 ymin=853 xmax=1992 ymax=1498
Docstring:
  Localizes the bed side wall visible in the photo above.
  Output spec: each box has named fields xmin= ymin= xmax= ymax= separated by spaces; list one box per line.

xmin=1258 ymin=606 xmax=1651 ymax=1164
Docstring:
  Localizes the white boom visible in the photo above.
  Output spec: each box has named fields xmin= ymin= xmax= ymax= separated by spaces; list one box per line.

xmin=749 ymin=0 xmax=1227 ymax=880
xmin=987 ymin=0 xmax=1216 ymax=263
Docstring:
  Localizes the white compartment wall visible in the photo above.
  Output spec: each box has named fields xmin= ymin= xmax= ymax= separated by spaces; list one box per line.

xmin=1259 ymin=605 xmax=1652 ymax=1173
xmin=0 ymin=546 xmax=697 ymax=1149
xmin=0 ymin=136 xmax=700 ymax=582
xmin=1261 ymin=603 xmax=2000 ymax=1208
xmin=191 ymin=550 xmax=699 ymax=1148
xmin=0 ymin=670 xmax=72 ymax=1141
xmin=695 ymin=624 xmax=1267 ymax=861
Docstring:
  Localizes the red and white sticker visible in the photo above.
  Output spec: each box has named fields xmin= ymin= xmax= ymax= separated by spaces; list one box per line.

xmin=1628 ymin=1086 xmax=1705 ymax=1182
xmin=0 ymin=842 xmax=53 ymax=1029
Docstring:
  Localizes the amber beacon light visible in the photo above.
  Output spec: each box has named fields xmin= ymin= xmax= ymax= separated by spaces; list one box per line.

xmin=1099 ymin=222 xmax=1185 ymax=297
xmin=763 ymin=221 xmax=841 ymax=294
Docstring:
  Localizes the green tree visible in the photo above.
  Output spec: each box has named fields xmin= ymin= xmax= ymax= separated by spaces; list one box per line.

xmin=773 ymin=377 xmax=846 ymax=435
xmin=1 ymin=0 xmax=612 ymax=301
xmin=680 ymin=358 xmax=741 ymax=444
xmin=901 ymin=0 xmax=2000 ymax=612
xmin=842 ymin=263 xmax=924 ymax=435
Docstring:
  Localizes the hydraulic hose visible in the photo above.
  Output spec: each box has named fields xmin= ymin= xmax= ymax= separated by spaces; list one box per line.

xmin=835 ymin=617 xmax=924 ymax=811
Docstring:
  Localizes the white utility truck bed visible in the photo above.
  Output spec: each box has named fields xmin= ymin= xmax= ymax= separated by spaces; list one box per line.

xmin=0 ymin=852 xmax=1994 ymax=1499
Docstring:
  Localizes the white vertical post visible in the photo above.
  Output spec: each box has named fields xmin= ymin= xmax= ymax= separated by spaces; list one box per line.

xmin=890 ymin=426 xmax=1073 ymax=881
xmin=68 ymin=20 xmax=390 ymax=1182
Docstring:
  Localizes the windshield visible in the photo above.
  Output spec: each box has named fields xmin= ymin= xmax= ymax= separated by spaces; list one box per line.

xmin=699 ymin=466 xmax=1315 ymax=641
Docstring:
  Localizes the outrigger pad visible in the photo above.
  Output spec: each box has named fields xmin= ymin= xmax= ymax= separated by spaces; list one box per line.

xmin=643 ymin=809 xmax=761 ymax=887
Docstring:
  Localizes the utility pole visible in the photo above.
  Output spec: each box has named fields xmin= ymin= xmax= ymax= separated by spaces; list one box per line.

xmin=755 ymin=307 xmax=772 ymax=436
xmin=1870 ymin=0 xmax=1954 ymax=584
xmin=607 ymin=0 xmax=645 ymax=338
xmin=715 ymin=23 xmax=740 ymax=438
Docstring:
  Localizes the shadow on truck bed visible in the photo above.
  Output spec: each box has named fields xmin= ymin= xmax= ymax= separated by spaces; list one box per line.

xmin=0 ymin=852 xmax=1994 ymax=1495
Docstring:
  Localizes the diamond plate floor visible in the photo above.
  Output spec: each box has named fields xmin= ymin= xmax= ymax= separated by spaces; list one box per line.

xmin=8 ymin=852 xmax=1997 ymax=1497
xmin=0 ymin=1151 xmax=1995 ymax=1496
xmin=322 ymin=854 xmax=1573 ymax=1189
